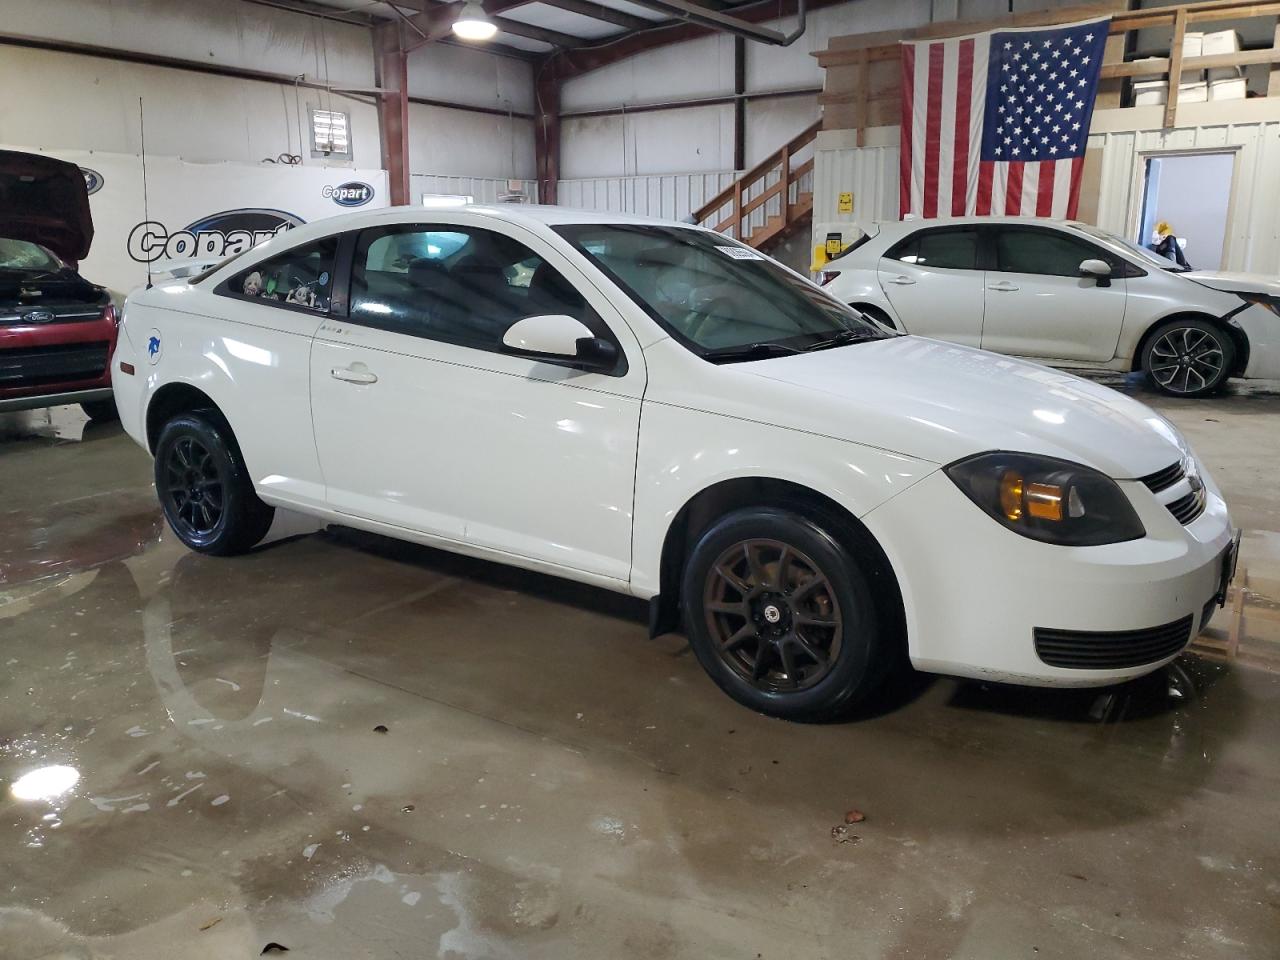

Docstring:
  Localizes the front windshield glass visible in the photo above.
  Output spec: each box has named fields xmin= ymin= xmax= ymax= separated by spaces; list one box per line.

xmin=554 ymin=224 xmax=889 ymax=361
xmin=1075 ymin=224 xmax=1186 ymax=272
xmin=0 ymin=238 xmax=63 ymax=274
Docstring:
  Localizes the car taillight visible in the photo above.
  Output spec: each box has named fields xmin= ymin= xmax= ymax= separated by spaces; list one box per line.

xmin=816 ymin=271 xmax=838 ymax=286
xmin=103 ymin=304 xmax=118 ymax=325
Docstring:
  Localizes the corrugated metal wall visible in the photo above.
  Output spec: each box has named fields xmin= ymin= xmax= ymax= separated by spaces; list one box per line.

xmin=809 ymin=103 xmax=1280 ymax=275
xmin=1089 ymin=115 xmax=1280 ymax=274
xmin=411 ymin=175 xmax=538 ymax=204
xmin=557 ymin=172 xmax=739 ymax=223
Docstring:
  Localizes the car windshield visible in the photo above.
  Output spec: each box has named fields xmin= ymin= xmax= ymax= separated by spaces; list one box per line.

xmin=0 ymin=237 xmax=64 ymax=274
xmin=554 ymin=224 xmax=889 ymax=361
xmin=1074 ymin=224 xmax=1188 ymax=273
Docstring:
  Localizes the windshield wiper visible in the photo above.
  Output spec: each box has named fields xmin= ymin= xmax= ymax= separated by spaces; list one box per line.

xmin=702 ymin=341 xmax=805 ymax=363
xmin=803 ymin=329 xmax=880 ymax=352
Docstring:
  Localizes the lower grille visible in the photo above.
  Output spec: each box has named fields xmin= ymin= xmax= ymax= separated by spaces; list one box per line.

xmin=0 ymin=341 xmax=110 ymax=389
xmin=1033 ymin=615 xmax=1194 ymax=669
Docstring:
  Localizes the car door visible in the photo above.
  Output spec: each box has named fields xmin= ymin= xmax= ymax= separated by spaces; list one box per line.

xmin=206 ymin=235 xmax=339 ymax=508
xmin=876 ymin=226 xmax=985 ymax=346
xmin=979 ymin=225 xmax=1127 ymax=363
xmin=309 ymin=219 xmax=645 ymax=584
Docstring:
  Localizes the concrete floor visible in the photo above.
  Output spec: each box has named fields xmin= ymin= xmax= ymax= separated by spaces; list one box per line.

xmin=2 ymin=376 xmax=1279 ymax=960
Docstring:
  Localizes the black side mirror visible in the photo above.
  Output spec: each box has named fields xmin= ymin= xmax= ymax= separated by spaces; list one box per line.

xmin=572 ymin=336 xmax=619 ymax=374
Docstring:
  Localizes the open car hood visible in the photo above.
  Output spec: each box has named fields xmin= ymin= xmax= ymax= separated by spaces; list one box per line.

xmin=0 ymin=150 xmax=94 ymax=264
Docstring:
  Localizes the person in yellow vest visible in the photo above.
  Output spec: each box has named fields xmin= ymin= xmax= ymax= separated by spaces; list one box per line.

xmin=1149 ymin=220 xmax=1191 ymax=269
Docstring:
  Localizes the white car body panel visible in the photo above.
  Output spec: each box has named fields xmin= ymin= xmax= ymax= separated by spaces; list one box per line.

xmin=828 ymin=216 xmax=1280 ymax=382
xmin=116 ymin=204 xmax=1237 ymax=691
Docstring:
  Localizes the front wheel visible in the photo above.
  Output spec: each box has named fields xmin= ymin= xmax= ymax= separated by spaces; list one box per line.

xmin=682 ymin=508 xmax=893 ymax=721
xmin=1142 ymin=319 xmax=1234 ymax=397
xmin=80 ymin=398 xmax=118 ymax=422
xmin=154 ymin=413 xmax=274 ymax=556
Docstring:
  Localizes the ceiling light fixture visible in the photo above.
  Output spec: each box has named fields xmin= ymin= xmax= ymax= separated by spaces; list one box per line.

xmin=452 ymin=2 xmax=497 ymax=41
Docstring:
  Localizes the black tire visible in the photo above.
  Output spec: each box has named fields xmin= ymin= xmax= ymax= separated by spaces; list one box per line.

xmin=852 ymin=304 xmax=896 ymax=330
xmin=1141 ymin=318 xmax=1235 ymax=398
xmin=80 ymin=398 xmax=119 ymax=422
xmin=154 ymin=413 xmax=274 ymax=556
xmin=681 ymin=507 xmax=893 ymax=721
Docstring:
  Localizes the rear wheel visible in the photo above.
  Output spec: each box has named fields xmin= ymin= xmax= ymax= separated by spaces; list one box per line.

xmin=1141 ymin=318 xmax=1234 ymax=397
xmin=81 ymin=398 xmax=118 ymax=422
xmin=682 ymin=508 xmax=892 ymax=720
xmin=154 ymin=413 xmax=274 ymax=555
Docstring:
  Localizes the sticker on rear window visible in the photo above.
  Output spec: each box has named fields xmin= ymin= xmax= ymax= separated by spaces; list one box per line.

xmin=716 ymin=245 xmax=764 ymax=261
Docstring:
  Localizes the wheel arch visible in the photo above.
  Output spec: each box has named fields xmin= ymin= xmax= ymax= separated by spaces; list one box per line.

xmin=649 ymin=476 xmax=906 ymax=649
xmin=145 ymin=381 xmax=232 ymax=454
xmin=1131 ymin=311 xmax=1249 ymax=378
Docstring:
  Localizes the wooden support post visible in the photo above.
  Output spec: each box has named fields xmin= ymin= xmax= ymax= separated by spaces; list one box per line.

xmin=374 ymin=22 xmax=410 ymax=206
xmin=855 ymin=50 xmax=869 ymax=147
xmin=1164 ymin=7 xmax=1188 ymax=128
xmin=535 ymin=67 xmax=562 ymax=206
xmin=1270 ymin=19 xmax=1280 ymax=96
xmin=734 ymin=36 xmax=747 ymax=172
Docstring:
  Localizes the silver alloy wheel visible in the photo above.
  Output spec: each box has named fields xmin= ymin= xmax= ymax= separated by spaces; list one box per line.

xmin=1148 ymin=326 xmax=1226 ymax=395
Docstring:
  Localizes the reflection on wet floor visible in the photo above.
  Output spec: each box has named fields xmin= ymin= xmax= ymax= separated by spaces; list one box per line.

xmin=2 ymin=394 xmax=1280 ymax=959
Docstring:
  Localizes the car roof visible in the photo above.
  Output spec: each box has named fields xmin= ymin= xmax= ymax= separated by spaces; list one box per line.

xmin=868 ymin=215 xmax=1088 ymax=238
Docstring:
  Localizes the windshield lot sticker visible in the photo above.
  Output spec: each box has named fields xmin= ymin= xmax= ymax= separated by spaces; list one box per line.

xmin=147 ymin=330 xmax=162 ymax=364
xmin=716 ymin=245 xmax=765 ymax=260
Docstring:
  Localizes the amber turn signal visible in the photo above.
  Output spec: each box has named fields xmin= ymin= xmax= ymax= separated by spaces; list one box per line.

xmin=1025 ymin=482 xmax=1064 ymax=521
xmin=999 ymin=471 xmax=1024 ymax=520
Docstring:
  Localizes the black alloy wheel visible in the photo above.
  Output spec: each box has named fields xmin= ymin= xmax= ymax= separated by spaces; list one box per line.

xmin=682 ymin=507 xmax=894 ymax=720
xmin=702 ymin=539 xmax=842 ymax=693
xmin=1143 ymin=319 xmax=1234 ymax=397
xmin=154 ymin=413 xmax=274 ymax=555
xmin=163 ymin=435 xmax=225 ymax=539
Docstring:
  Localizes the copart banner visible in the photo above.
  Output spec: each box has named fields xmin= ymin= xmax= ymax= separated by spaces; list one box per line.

xmin=1 ymin=145 xmax=388 ymax=299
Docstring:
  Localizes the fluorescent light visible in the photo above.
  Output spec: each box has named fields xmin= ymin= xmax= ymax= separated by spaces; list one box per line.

xmin=421 ymin=194 xmax=473 ymax=208
xmin=452 ymin=1 xmax=497 ymax=40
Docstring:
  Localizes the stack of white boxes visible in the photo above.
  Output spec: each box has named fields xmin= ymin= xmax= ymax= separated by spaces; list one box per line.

xmin=1204 ymin=30 xmax=1248 ymax=100
xmin=1130 ymin=30 xmax=1246 ymax=106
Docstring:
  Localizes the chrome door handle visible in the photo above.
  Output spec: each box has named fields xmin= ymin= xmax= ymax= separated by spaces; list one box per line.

xmin=330 ymin=365 xmax=378 ymax=384
xmin=885 ymin=275 xmax=916 ymax=285
xmin=987 ymin=282 xmax=1019 ymax=292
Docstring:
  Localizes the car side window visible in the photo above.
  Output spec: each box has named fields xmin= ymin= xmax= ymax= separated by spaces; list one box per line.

xmin=995 ymin=229 xmax=1107 ymax=278
xmin=224 ymin=237 xmax=337 ymax=312
xmin=887 ymin=229 xmax=979 ymax=270
xmin=348 ymin=224 xmax=600 ymax=354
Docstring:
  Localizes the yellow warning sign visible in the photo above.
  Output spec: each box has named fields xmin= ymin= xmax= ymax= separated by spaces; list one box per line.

xmin=837 ymin=191 xmax=854 ymax=214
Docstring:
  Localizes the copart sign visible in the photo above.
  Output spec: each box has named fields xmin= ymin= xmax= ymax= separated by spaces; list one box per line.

xmin=127 ymin=208 xmax=306 ymax=263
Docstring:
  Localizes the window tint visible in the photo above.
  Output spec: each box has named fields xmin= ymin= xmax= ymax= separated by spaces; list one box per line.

xmin=226 ymin=237 xmax=337 ymax=312
xmin=889 ymin=229 xmax=979 ymax=270
xmin=995 ymin=228 xmax=1103 ymax=277
xmin=348 ymin=225 xmax=596 ymax=353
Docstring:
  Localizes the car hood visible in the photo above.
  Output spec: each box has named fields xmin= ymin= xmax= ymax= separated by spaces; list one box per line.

xmin=1183 ymin=270 xmax=1280 ymax=297
xmin=734 ymin=337 xmax=1187 ymax=478
xmin=0 ymin=150 xmax=94 ymax=264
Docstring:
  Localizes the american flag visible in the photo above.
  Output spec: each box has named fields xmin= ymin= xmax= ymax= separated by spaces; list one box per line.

xmin=899 ymin=18 xmax=1110 ymax=219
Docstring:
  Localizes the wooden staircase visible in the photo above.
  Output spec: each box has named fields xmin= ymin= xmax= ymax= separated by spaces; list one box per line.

xmin=692 ymin=120 xmax=820 ymax=249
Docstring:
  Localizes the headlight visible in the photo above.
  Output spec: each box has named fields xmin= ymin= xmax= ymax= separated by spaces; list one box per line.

xmin=945 ymin=452 xmax=1145 ymax=546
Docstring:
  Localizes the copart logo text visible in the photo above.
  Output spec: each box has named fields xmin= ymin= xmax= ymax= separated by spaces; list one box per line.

xmin=127 ymin=208 xmax=306 ymax=263
xmin=323 ymin=182 xmax=374 ymax=207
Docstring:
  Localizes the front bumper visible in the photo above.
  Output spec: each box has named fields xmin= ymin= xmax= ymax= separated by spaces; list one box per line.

xmin=862 ymin=466 xmax=1235 ymax=687
xmin=0 ymin=313 xmax=118 ymax=410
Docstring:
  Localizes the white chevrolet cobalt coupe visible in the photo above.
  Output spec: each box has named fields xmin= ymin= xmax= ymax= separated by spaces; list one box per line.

xmin=114 ymin=206 xmax=1237 ymax=719
xmin=823 ymin=217 xmax=1280 ymax=398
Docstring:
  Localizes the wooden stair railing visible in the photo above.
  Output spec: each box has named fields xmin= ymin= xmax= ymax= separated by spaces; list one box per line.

xmin=693 ymin=120 xmax=821 ymax=248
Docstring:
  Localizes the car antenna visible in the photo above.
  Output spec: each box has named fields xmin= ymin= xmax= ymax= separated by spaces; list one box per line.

xmin=139 ymin=96 xmax=153 ymax=290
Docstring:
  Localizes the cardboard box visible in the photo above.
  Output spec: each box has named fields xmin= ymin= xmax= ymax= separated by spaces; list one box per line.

xmin=1133 ymin=79 xmax=1168 ymax=106
xmin=1202 ymin=30 xmax=1241 ymax=56
xmin=1180 ymin=79 xmax=1209 ymax=103
xmin=1210 ymin=76 xmax=1248 ymax=100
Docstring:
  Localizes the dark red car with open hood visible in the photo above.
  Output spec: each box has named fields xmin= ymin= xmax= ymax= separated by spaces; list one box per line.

xmin=1 ymin=149 xmax=118 ymax=420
